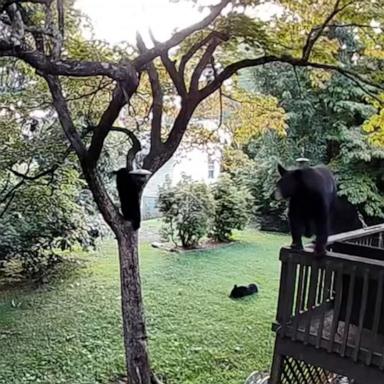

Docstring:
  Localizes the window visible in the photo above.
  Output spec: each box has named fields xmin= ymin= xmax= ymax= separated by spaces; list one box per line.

xmin=208 ymin=156 xmax=215 ymax=179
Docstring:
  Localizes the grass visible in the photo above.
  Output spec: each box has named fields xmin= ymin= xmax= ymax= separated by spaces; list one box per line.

xmin=0 ymin=223 xmax=287 ymax=384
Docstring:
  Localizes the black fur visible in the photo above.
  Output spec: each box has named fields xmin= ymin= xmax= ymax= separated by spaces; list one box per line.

xmin=276 ymin=164 xmax=337 ymax=256
xmin=330 ymin=196 xmax=363 ymax=235
xmin=229 ymin=283 xmax=258 ymax=299
xmin=115 ymin=168 xmax=147 ymax=230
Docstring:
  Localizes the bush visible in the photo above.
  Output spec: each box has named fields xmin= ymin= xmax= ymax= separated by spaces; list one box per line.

xmin=158 ymin=176 xmax=214 ymax=248
xmin=0 ymin=168 xmax=105 ymax=281
xmin=210 ymin=174 xmax=253 ymax=242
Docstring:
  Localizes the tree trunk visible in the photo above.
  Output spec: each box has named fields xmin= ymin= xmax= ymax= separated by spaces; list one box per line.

xmin=117 ymin=224 xmax=152 ymax=384
xmin=79 ymin=165 xmax=154 ymax=383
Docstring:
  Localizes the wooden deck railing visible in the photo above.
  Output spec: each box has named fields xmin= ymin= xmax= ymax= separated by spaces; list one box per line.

xmin=274 ymin=225 xmax=384 ymax=370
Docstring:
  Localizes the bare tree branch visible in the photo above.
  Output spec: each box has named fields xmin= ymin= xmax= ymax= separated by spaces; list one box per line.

xmin=302 ymin=0 xmax=356 ymax=61
xmin=0 ymin=191 xmax=16 ymax=218
xmin=0 ymin=0 xmax=230 ymax=85
xmin=9 ymin=165 xmax=57 ymax=180
xmin=6 ymin=3 xmax=25 ymax=45
xmin=0 ymin=160 xmax=33 ymax=215
xmin=147 ymin=64 xmax=164 ymax=150
xmin=190 ymin=34 xmax=224 ymax=92
xmin=0 ymin=40 xmax=139 ymax=81
xmin=85 ymin=77 xmax=113 ymax=120
xmin=316 ymin=23 xmax=382 ymax=30
xmin=0 ymin=179 xmax=23 ymax=205
xmin=211 ymin=57 xmax=223 ymax=128
xmin=66 ymin=78 xmax=113 ymax=103
xmin=333 ymin=69 xmax=383 ymax=104
xmin=15 ymin=3 xmax=46 ymax=51
xmin=132 ymin=0 xmax=231 ymax=69
xmin=144 ymin=99 xmax=198 ymax=173
xmin=0 ymin=173 xmax=11 ymax=196
xmin=179 ymin=31 xmax=228 ymax=78
xmin=136 ymin=32 xmax=165 ymax=164
xmin=306 ymin=61 xmax=384 ymax=92
xmin=199 ymin=55 xmax=384 ymax=101
xmin=43 ymin=0 xmax=60 ymax=57
xmin=44 ymin=74 xmax=88 ymax=159
xmin=56 ymin=0 xmax=64 ymax=39
xmin=87 ymin=55 xmax=140 ymax=165
xmin=161 ymin=52 xmax=187 ymax=97
xmin=88 ymin=84 xmax=130 ymax=165
xmin=293 ymin=66 xmax=303 ymax=98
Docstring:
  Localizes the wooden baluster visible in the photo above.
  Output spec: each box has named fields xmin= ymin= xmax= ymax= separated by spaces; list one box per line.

xmin=367 ymin=270 xmax=384 ymax=366
xmin=292 ymin=264 xmax=305 ymax=342
xmin=304 ymin=264 xmax=319 ymax=345
xmin=277 ymin=255 xmax=297 ymax=337
xmin=316 ymin=263 xmax=333 ymax=349
xmin=276 ymin=259 xmax=289 ymax=326
xmin=328 ymin=265 xmax=344 ymax=353
xmin=353 ymin=269 xmax=370 ymax=362
xmin=301 ymin=265 xmax=310 ymax=311
xmin=316 ymin=267 xmax=325 ymax=306
xmin=283 ymin=259 xmax=297 ymax=337
xmin=340 ymin=266 xmax=357 ymax=357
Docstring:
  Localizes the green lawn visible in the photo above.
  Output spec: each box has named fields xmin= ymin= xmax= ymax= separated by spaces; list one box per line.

xmin=0 ymin=224 xmax=287 ymax=384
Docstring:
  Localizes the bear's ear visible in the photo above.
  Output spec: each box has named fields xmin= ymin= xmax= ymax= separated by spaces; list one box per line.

xmin=234 ymin=285 xmax=237 ymax=288
xmin=277 ymin=163 xmax=287 ymax=176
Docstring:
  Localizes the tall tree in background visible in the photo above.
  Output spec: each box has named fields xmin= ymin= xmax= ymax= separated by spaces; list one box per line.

xmin=0 ymin=0 xmax=383 ymax=382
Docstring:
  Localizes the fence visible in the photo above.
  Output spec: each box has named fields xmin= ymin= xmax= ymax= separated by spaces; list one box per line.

xmin=270 ymin=224 xmax=384 ymax=384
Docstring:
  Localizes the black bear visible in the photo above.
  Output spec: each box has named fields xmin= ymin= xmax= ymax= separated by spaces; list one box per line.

xmin=229 ymin=283 xmax=258 ymax=299
xmin=330 ymin=196 xmax=364 ymax=235
xmin=275 ymin=164 xmax=337 ymax=256
xmin=115 ymin=168 xmax=151 ymax=230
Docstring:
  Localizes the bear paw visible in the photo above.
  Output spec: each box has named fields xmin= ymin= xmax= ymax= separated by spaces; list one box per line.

xmin=290 ymin=243 xmax=304 ymax=250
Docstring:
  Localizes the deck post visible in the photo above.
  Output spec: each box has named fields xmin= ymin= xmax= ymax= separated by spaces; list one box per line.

xmin=269 ymin=339 xmax=283 ymax=384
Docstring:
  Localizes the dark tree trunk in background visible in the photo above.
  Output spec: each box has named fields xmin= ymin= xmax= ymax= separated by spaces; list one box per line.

xmin=117 ymin=225 xmax=152 ymax=384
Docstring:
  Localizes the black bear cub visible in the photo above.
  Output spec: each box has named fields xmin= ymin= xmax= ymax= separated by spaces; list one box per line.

xmin=275 ymin=164 xmax=336 ymax=256
xmin=229 ymin=283 xmax=258 ymax=299
xmin=115 ymin=168 xmax=150 ymax=230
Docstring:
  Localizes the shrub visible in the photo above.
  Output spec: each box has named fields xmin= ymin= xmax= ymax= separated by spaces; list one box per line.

xmin=0 ymin=168 xmax=105 ymax=281
xmin=158 ymin=176 xmax=214 ymax=248
xmin=223 ymin=143 xmax=290 ymax=233
xmin=209 ymin=174 xmax=253 ymax=242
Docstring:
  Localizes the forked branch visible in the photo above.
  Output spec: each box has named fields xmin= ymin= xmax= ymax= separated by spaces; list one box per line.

xmin=302 ymin=0 xmax=356 ymax=60
xmin=132 ymin=0 xmax=231 ymax=69
xmin=88 ymin=81 xmax=137 ymax=165
xmin=190 ymin=34 xmax=226 ymax=92
xmin=179 ymin=31 xmax=228 ymax=77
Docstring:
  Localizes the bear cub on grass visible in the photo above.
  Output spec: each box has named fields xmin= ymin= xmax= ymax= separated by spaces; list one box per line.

xmin=275 ymin=164 xmax=337 ymax=256
xmin=230 ymin=284 xmax=258 ymax=299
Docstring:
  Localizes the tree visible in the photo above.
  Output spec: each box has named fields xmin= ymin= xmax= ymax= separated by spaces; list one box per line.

xmin=237 ymin=24 xmax=384 ymax=223
xmin=0 ymin=56 xmax=107 ymax=277
xmin=0 ymin=0 xmax=383 ymax=383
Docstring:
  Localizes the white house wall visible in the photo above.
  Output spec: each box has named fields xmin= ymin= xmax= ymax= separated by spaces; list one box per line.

xmin=170 ymin=147 xmax=221 ymax=185
xmin=141 ymin=146 xmax=221 ymax=219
